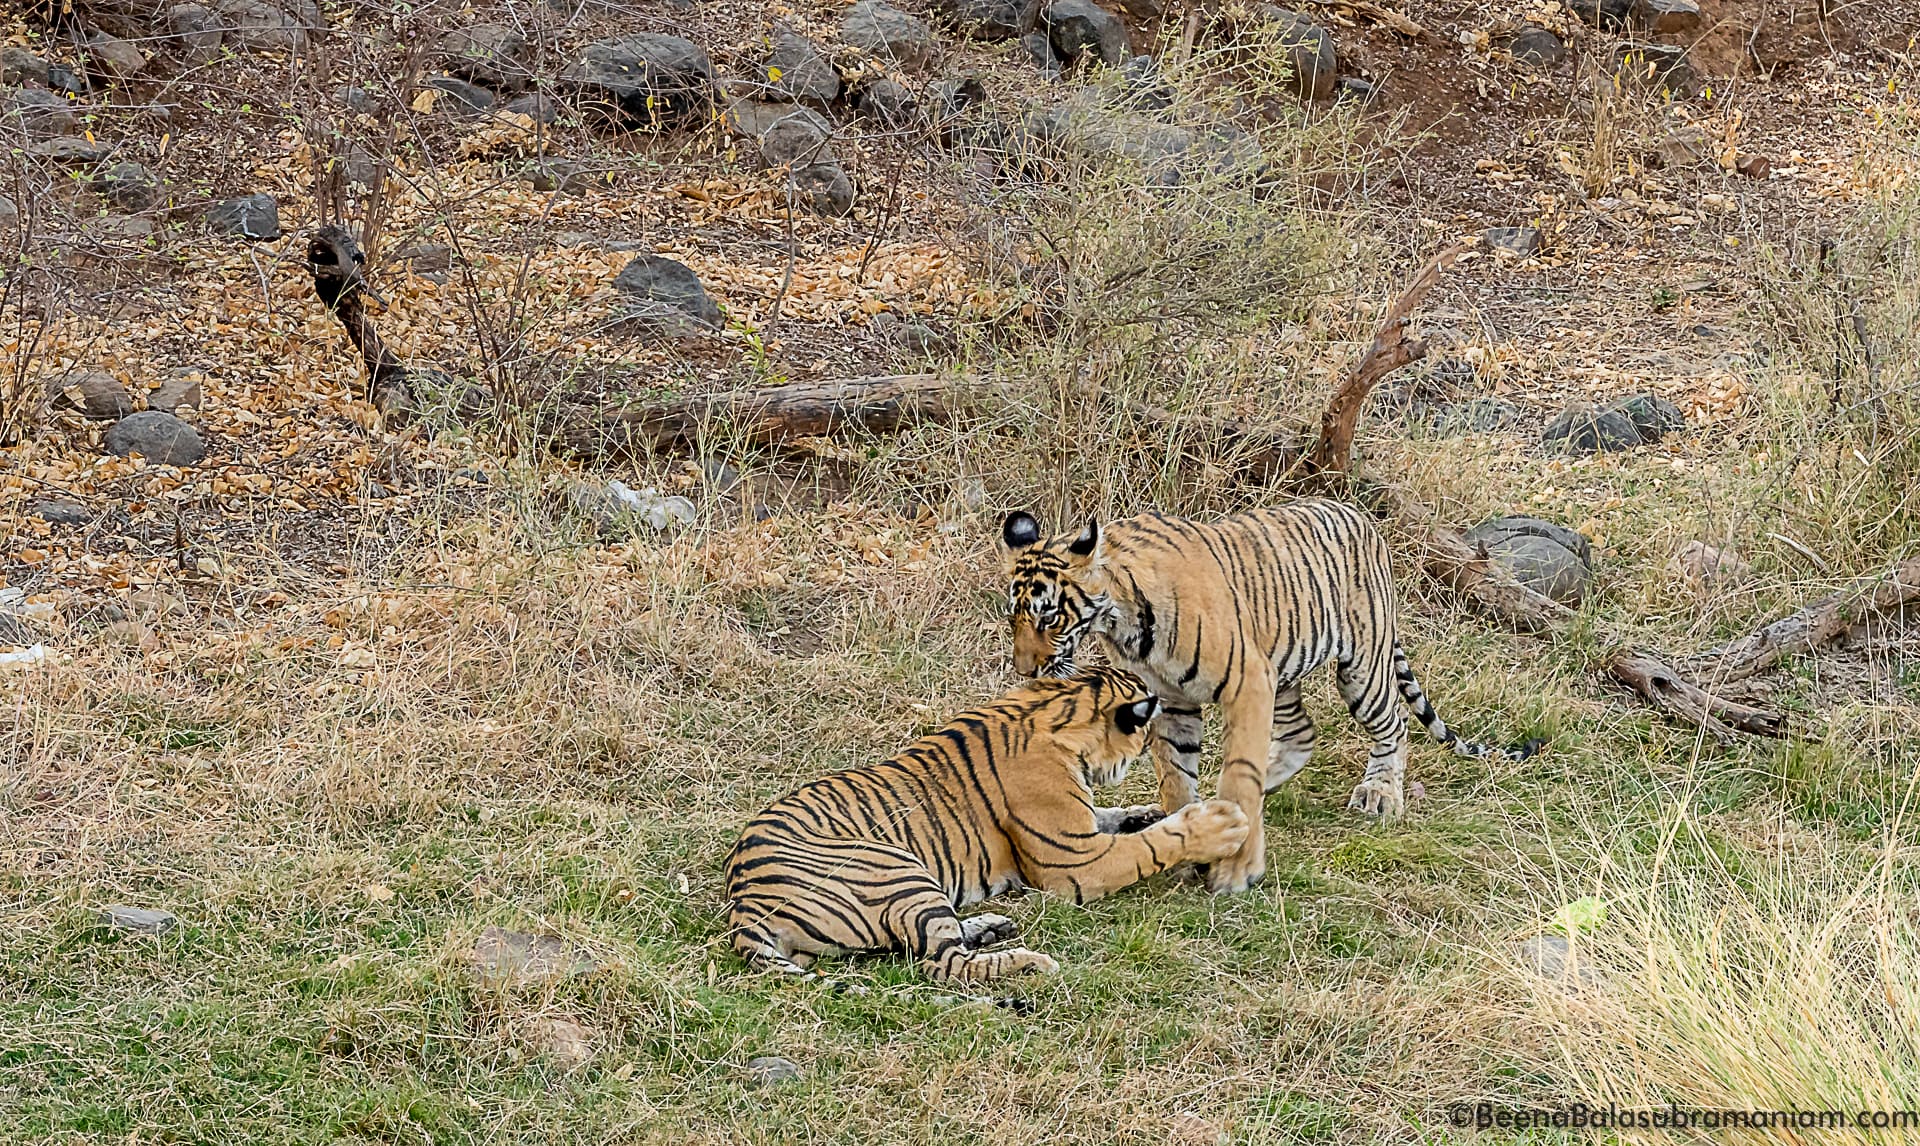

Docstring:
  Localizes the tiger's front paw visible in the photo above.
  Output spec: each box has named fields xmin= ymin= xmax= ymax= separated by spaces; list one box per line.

xmin=959 ymin=913 xmax=1021 ymax=948
xmin=1346 ymin=778 xmax=1406 ymax=818
xmin=1204 ymin=839 xmax=1265 ymax=894
xmin=1169 ymin=799 xmax=1250 ymax=864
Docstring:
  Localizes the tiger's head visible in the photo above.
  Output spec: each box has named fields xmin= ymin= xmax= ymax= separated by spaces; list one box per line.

xmin=1002 ymin=511 xmax=1107 ymax=678
xmin=1019 ymin=665 xmax=1161 ymax=789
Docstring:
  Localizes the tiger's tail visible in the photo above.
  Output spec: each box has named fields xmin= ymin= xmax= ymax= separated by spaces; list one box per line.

xmin=1391 ymin=640 xmax=1544 ymax=761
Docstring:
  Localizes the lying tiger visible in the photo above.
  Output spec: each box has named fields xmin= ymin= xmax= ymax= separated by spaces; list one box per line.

xmin=724 ymin=666 xmax=1250 ymax=985
xmin=1002 ymin=499 xmax=1543 ymax=894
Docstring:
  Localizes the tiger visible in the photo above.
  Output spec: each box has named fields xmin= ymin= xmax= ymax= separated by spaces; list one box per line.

xmin=1001 ymin=498 xmax=1543 ymax=894
xmin=724 ymin=666 xmax=1251 ymax=986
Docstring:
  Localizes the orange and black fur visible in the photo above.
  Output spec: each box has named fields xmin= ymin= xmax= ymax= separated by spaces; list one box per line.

xmin=1002 ymin=499 xmax=1541 ymax=894
xmin=724 ymin=667 xmax=1250 ymax=985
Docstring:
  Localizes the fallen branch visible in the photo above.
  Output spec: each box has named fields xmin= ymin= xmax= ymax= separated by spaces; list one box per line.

xmin=1605 ymin=650 xmax=1787 ymax=741
xmin=1307 ymin=244 xmax=1466 ymax=475
xmin=308 ymin=224 xmax=417 ymax=421
xmin=541 ymin=373 xmax=967 ymax=457
xmin=1679 ymin=554 xmax=1920 ymax=685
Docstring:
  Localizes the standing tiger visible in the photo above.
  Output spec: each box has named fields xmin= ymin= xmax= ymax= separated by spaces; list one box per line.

xmin=1001 ymin=499 xmax=1542 ymax=894
xmin=724 ymin=666 xmax=1250 ymax=985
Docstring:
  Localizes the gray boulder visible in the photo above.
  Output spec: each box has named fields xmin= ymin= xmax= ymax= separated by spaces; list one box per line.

xmin=1255 ymin=6 xmax=1336 ymax=100
xmin=1612 ymin=393 xmax=1685 ymax=441
xmin=8 ymin=88 xmax=76 ymax=138
xmin=50 ymin=371 xmax=135 ymax=419
xmin=102 ymin=905 xmax=179 ymax=935
xmin=766 ymin=28 xmax=840 ymax=107
xmin=166 ymin=4 xmax=226 ymax=62
xmin=0 ymin=196 xmax=15 ymax=227
xmin=423 ymin=74 xmax=496 ymax=115
xmin=334 ymin=84 xmax=379 ymax=114
xmin=28 ymin=137 xmax=109 ymax=163
xmin=204 ymin=193 xmax=280 ymax=240
xmin=1021 ymin=32 xmax=1062 ymax=77
xmin=102 ymin=163 xmax=161 ymax=211
xmin=849 ymin=77 xmax=919 ymax=126
xmin=613 ymin=254 xmax=723 ymax=333
xmin=757 ymin=107 xmax=838 ymax=169
xmin=1542 ymin=404 xmax=1642 ymax=454
xmin=1612 ymin=43 xmax=1694 ymax=93
xmin=504 ymin=92 xmax=560 ymax=124
xmin=519 ymin=158 xmax=595 ymax=195
xmin=790 ymin=163 xmax=856 ymax=217
xmin=29 ymin=498 xmax=90 ymax=525
xmin=1569 ymin=0 xmax=1634 ymax=29
xmin=1 ymin=45 xmax=50 ymax=85
xmin=1483 ymin=226 xmax=1541 ymax=257
xmin=85 ymin=33 xmax=147 ymax=81
xmin=441 ymin=23 xmax=530 ymax=91
xmin=941 ymin=0 xmax=1041 ymax=40
xmin=1632 ymin=0 xmax=1701 ymax=32
xmin=1464 ymin=517 xmax=1594 ymax=606
xmin=1042 ymin=0 xmax=1127 ymax=67
xmin=562 ymin=34 xmax=715 ymax=128
xmin=215 ymin=0 xmax=311 ymax=51
xmin=843 ymin=1 xmax=936 ymax=71
xmin=105 ymin=411 xmax=206 ymax=466
xmin=745 ymin=1056 xmax=803 ymax=1086
xmin=1509 ymin=26 xmax=1564 ymax=67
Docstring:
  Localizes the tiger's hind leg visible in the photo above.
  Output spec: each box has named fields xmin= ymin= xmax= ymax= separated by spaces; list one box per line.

xmin=890 ymin=888 xmax=1058 ymax=984
xmin=1336 ymin=652 xmax=1409 ymax=818
xmin=1266 ymin=682 xmax=1316 ymax=793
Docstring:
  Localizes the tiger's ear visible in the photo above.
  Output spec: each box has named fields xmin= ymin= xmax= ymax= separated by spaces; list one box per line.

xmin=1114 ymin=695 xmax=1161 ymax=735
xmin=1003 ymin=511 xmax=1042 ymax=551
xmin=1066 ymin=518 xmax=1100 ymax=562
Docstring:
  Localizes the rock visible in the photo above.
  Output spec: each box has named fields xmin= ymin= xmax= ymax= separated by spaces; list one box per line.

xmin=94 ymin=216 xmax=155 ymax=242
xmin=46 ymin=63 xmax=92 ymax=97
xmin=341 ymin=144 xmax=380 ymax=188
xmin=1541 ymin=404 xmax=1641 ymax=455
xmin=1483 ymin=226 xmax=1541 ymax=258
xmin=745 ymin=1055 xmax=803 ymax=1086
xmin=503 ymin=92 xmax=560 ymax=124
xmin=1464 ymin=517 xmax=1594 ymax=606
xmin=790 ymin=162 xmax=856 ymax=217
xmin=1610 ymin=393 xmax=1684 ymax=442
xmin=150 ymin=369 xmax=204 ymax=413
xmin=755 ymin=105 xmax=838 ymax=169
xmin=1020 ymin=31 xmax=1062 ymax=77
xmin=1027 ymin=95 xmax=1194 ymax=172
xmin=1735 ymin=153 xmax=1771 ymax=180
xmin=850 ymin=77 xmax=919 ymax=126
xmin=102 ymin=905 xmax=178 ymax=935
xmin=1042 ymin=0 xmax=1127 ymax=67
xmin=1509 ymin=25 xmax=1564 ymax=67
xmin=891 ymin=320 xmax=948 ymax=354
xmin=1515 ymin=935 xmax=1600 ymax=990
xmin=204 ymin=193 xmax=280 ymax=240
xmin=522 ymin=1016 xmax=596 ymax=1069
xmin=104 ymin=411 xmax=206 ymax=466
xmin=1333 ymin=77 xmax=1377 ymax=107
xmin=8 ymin=88 xmax=77 ymax=138
xmin=941 ymin=0 xmax=1041 ymax=40
xmin=1117 ymin=54 xmax=1174 ymax=109
xmin=766 ymin=27 xmax=840 ymax=108
xmin=398 ymin=243 xmax=453 ymax=275
xmin=440 ymin=23 xmax=530 ymax=91
xmin=612 ymin=254 xmax=723 ymax=333
xmin=562 ymin=34 xmax=715 ymax=129
xmin=1612 ymin=43 xmax=1694 ymax=93
xmin=165 ymin=4 xmax=226 ymax=62
xmin=52 ymin=371 xmax=135 ymax=419
xmin=518 ymin=158 xmax=595 ymax=195
xmin=1671 ymin=540 xmax=1750 ymax=591
xmin=101 ymin=163 xmax=160 ymax=211
xmin=1653 ymin=125 xmax=1712 ymax=169
xmin=215 ymin=0 xmax=311 ymax=51
xmin=844 ymin=1 xmax=937 ymax=71
xmin=1569 ymin=0 xmax=1633 ymax=29
xmin=1 ymin=45 xmax=50 ymax=85
xmin=469 ymin=925 xmax=600 ymax=987
xmin=28 ymin=137 xmax=111 ymax=163
xmin=423 ymin=75 xmax=495 ymax=115
xmin=0 ymin=197 xmax=15 ymax=227
xmin=29 ymin=498 xmax=91 ymax=525
xmin=85 ymin=33 xmax=147 ymax=81
xmin=334 ymin=84 xmax=378 ymax=114
xmin=1632 ymin=0 xmax=1701 ymax=32
xmin=1255 ymin=6 xmax=1336 ymax=100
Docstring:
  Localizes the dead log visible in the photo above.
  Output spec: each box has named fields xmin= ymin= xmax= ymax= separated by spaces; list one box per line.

xmin=541 ymin=373 xmax=966 ymax=457
xmin=1307 ymin=245 xmax=1466 ymax=476
xmin=1679 ymin=553 xmax=1920 ymax=685
xmin=308 ymin=224 xmax=417 ymax=421
xmin=1606 ymin=650 xmax=1786 ymax=741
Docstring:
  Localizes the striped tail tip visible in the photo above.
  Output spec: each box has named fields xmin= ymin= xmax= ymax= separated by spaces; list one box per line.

xmin=1508 ymin=736 xmax=1547 ymax=761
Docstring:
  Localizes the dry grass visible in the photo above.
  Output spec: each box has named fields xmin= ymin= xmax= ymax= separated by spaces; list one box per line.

xmin=4 ymin=16 xmax=1920 ymax=1146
